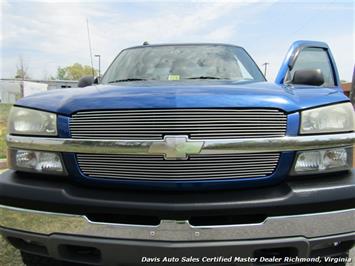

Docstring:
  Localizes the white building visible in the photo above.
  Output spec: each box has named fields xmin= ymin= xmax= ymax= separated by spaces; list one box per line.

xmin=0 ymin=79 xmax=78 ymax=103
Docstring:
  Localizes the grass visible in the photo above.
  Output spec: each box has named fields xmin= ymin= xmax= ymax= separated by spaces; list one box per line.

xmin=0 ymin=236 xmax=24 ymax=266
xmin=0 ymin=168 xmax=24 ymax=266
xmin=0 ymin=104 xmax=12 ymax=123
xmin=0 ymin=104 xmax=21 ymax=266
xmin=0 ymin=104 xmax=12 ymax=159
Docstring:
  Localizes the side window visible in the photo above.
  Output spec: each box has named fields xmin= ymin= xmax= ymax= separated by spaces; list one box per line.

xmin=286 ymin=47 xmax=335 ymax=87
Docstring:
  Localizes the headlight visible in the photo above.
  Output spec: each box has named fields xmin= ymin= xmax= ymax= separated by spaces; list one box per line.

xmin=8 ymin=107 xmax=57 ymax=136
xmin=9 ymin=149 xmax=66 ymax=175
xmin=292 ymin=147 xmax=352 ymax=175
xmin=300 ymin=102 xmax=355 ymax=134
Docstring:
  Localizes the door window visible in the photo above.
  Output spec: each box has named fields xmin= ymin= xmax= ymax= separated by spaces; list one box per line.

xmin=286 ymin=47 xmax=335 ymax=87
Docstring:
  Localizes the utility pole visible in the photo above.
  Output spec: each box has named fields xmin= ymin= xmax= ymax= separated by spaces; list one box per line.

xmin=86 ymin=18 xmax=95 ymax=77
xmin=95 ymin=54 xmax=101 ymax=78
xmin=262 ymin=62 xmax=269 ymax=78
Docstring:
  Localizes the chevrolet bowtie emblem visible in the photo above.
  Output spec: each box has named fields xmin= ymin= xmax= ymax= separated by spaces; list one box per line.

xmin=148 ymin=135 xmax=204 ymax=160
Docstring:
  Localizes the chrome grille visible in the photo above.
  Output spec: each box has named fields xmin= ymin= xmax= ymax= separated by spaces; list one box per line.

xmin=70 ymin=109 xmax=287 ymax=140
xmin=76 ymin=153 xmax=280 ymax=180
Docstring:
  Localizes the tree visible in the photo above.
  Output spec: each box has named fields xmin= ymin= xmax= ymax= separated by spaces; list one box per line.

xmin=56 ymin=67 xmax=66 ymax=80
xmin=55 ymin=63 xmax=97 ymax=80
xmin=15 ymin=56 xmax=30 ymax=80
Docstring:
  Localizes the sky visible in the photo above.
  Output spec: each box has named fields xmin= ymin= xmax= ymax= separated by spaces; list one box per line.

xmin=0 ymin=0 xmax=354 ymax=82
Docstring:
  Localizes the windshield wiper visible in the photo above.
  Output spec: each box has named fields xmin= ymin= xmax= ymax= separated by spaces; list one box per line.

xmin=108 ymin=78 xmax=147 ymax=83
xmin=186 ymin=76 xmax=222 ymax=80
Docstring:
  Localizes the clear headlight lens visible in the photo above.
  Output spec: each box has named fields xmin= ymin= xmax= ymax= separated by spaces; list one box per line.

xmin=8 ymin=107 xmax=57 ymax=136
xmin=10 ymin=149 xmax=65 ymax=175
xmin=292 ymin=147 xmax=352 ymax=175
xmin=300 ymin=102 xmax=355 ymax=134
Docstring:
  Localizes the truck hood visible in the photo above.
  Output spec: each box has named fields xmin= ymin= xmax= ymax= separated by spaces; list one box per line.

xmin=16 ymin=81 xmax=348 ymax=115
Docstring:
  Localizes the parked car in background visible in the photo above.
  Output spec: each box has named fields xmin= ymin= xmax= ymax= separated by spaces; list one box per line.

xmin=0 ymin=41 xmax=354 ymax=265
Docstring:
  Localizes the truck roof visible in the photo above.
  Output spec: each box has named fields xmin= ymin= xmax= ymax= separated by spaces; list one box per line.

xmin=125 ymin=43 xmax=243 ymax=50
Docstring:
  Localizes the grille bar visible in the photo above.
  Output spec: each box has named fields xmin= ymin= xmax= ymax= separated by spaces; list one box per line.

xmin=77 ymin=153 xmax=280 ymax=180
xmin=71 ymin=125 xmax=286 ymax=129
xmin=70 ymin=109 xmax=287 ymax=140
xmin=78 ymin=161 xmax=279 ymax=167
xmin=71 ymin=118 xmax=287 ymax=123
xmin=71 ymin=108 xmax=283 ymax=114
xmin=71 ymin=116 xmax=287 ymax=120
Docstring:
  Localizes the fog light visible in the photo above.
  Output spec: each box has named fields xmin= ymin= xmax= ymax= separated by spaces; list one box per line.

xmin=292 ymin=147 xmax=352 ymax=175
xmin=13 ymin=149 xmax=65 ymax=175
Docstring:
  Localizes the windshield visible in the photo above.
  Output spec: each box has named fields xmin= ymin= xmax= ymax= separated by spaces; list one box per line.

xmin=101 ymin=45 xmax=265 ymax=83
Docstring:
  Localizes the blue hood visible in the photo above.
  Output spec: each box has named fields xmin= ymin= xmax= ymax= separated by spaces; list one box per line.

xmin=16 ymin=81 xmax=348 ymax=115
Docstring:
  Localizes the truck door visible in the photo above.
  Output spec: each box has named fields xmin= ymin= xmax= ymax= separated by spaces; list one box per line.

xmin=275 ymin=40 xmax=341 ymax=89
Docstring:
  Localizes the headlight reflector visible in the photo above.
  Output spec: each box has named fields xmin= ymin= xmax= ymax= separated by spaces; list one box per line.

xmin=300 ymin=103 xmax=355 ymax=134
xmin=292 ymin=147 xmax=352 ymax=175
xmin=9 ymin=107 xmax=57 ymax=136
xmin=10 ymin=149 xmax=65 ymax=175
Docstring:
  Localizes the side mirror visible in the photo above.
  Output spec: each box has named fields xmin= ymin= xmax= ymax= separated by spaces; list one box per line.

xmin=291 ymin=69 xmax=324 ymax=86
xmin=78 ymin=76 xmax=96 ymax=88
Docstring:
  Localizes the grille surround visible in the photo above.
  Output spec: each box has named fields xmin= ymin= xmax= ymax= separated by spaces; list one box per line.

xmin=70 ymin=109 xmax=287 ymax=140
xmin=76 ymin=153 xmax=280 ymax=181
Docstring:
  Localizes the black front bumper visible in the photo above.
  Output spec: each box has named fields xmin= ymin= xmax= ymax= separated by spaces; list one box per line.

xmin=0 ymin=170 xmax=355 ymax=218
xmin=1 ymin=228 xmax=354 ymax=266
xmin=0 ymin=170 xmax=355 ymax=265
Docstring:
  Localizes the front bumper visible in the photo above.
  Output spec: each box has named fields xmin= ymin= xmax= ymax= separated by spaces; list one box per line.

xmin=0 ymin=206 xmax=354 ymax=266
xmin=0 ymin=205 xmax=354 ymax=241
xmin=0 ymin=170 xmax=355 ymax=265
xmin=1 ymin=169 xmax=355 ymax=217
xmin=0 ymin=228 xmax=353 ymax=266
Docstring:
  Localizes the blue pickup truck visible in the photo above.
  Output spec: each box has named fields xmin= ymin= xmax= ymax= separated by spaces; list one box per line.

xmin=0 ymin=41 xmax=354 ymax=265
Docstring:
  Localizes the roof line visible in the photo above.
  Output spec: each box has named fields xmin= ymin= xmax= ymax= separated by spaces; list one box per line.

xmin=125 ymin=43 xmax=243 ymax=50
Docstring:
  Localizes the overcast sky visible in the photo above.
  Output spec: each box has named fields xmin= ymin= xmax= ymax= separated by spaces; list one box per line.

xmin=0 ymin=0 xmax=354 ymax=82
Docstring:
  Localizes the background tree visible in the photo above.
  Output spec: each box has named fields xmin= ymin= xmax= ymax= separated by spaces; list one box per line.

xmin=14 ymin=56 xmax=30 ymax=80
xmin=55 ymin=63 xmax=97 ymax=80
xmin=55 ymin=67 xmax=67 ymax=80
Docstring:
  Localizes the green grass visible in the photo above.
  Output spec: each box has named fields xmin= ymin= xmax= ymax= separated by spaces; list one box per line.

xmin=0 ymin=168 xmax=21 ymax=265
xmin=0 ymin=104 xmax=12 ymax=159
xmin=0 ymin=236 xmax=24 ymax=266
xmin=0 ymin=123 xmax=7 ymax=159
xmin=0 ymin=105 xmax=19 ymax=263
xmin=0 ymin=104 xmax=12 ymax=123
